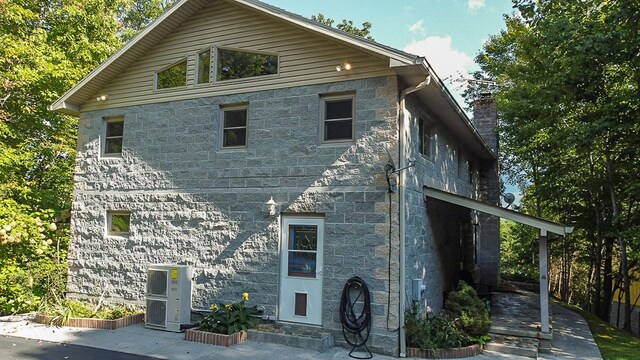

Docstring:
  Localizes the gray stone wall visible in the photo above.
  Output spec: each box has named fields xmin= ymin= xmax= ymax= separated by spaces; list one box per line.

xmin=401 ymin=98 xmax=478 ymax=313
xmin=70 ymin=76 xmax=401 ymax=355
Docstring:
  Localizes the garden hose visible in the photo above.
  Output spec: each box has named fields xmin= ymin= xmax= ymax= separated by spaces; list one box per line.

xmin=339 ymin=276 xmax=373 ymax=359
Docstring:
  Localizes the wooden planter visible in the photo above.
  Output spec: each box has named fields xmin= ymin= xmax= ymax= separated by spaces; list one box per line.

xmin=34 ymin=313 xmax=144 ymax=330
xmin=407 ymin=344 xmax=482 ymax=359
xmin=184 ymin=328 xmax=248 ymax=347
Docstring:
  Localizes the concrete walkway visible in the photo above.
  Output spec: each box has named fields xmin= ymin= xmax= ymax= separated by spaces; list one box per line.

xmin=0 ymin=300 xmax=601 ymax=360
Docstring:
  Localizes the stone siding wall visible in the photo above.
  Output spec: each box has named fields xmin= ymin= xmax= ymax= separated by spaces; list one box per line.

xmin=402 ymin=98 xmax=477 ymax=313
xmin=70 ymin=76 xmax=401 ymax=355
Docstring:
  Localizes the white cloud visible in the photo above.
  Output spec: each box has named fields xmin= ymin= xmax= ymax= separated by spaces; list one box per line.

xmin=408 ymin=19 xmax=425 ymax=35
xmin=468 ymin=0 xmax=486 ymax=10
xmin=403 ymin=35 xmax=474 ymax=83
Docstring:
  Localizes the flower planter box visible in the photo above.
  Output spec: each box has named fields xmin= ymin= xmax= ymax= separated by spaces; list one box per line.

xmin=407 ymin=344 xmax=482 ymax=359
xmin=184 ymin=328 xmax=247 ymax=347
xmin=34 ymin=313 xmax=144 ymax=330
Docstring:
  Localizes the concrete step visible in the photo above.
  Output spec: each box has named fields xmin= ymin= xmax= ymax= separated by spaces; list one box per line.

xmin=248 ymin=324 xmax=334 ymax=352
xmin=490 ymin=325 xmax=553 ymax=340
xmin=484 ymin=334 xmax=539 ymax=358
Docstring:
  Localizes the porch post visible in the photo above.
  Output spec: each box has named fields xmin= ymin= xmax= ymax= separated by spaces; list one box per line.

xmin=539 ymin=229 xmax=550 ymax=333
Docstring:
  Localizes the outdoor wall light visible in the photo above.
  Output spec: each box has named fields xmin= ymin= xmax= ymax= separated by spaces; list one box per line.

xmin=96 ymin=94 xmax=109 ymax=102
xmin=266 ymin=197 xmax=277 ymax=216
xmin=335 ymin=62 xmax=352 ymax=72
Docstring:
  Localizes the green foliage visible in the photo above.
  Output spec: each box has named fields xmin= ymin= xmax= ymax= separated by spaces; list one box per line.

xmin=197 ymin=293 xmax=258 ymax=335
xmin=0 ymin=0 xmax=173 ymax=315
xmin=500 ymin=219 xmax=538 ymax=282
xmin=444 ymin=282 xmax=492 ymax=337
xmin=40 ymin=299 xmax=141 ymax=324
xmin=311 ymin=13 xmax=374 ymax=40
xmin=405 ymin=283 xmax=491 ymax=350
xmin=470 ymin=0 xmax=640 ymax=320
xmin=404 ymin=305 xmax=470 ymax=350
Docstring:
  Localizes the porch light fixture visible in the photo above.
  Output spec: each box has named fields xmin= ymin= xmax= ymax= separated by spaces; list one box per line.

xmin=96 ymin=94 xmax=109 ymax=102
xmin=335 ymin=62 xmax=352 ymax=72
xmin=266 ymin=197 xmax=277 ymax=216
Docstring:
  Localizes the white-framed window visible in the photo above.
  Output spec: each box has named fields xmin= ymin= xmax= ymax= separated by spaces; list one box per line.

xmin=155 ymin=58 xmax=187 ymax=89
xmin=107 ymin=211 xmax=130 ymax=236
xmin=419 ymin=118 xmax=433 ymax=159
xmin=196 ymin=48 xmax=211 ymax=85
xmin=216 ymin=47 xmax=278 ymax=81
xmin=103 ymin=116 xmax=124 ymax=156
xmin=221 ymin=105 xmax=248 ymax=148
xmin=320 ymin=95 xmax=354 ymax=143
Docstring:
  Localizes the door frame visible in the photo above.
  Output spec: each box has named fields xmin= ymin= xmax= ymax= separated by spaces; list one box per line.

xmin=277 ymin=215 xmax=324 ymax=325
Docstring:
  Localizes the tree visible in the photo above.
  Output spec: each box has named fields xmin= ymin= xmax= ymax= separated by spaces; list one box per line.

xmin=311 ymin=13 xmax=374 ymax=40
xmin=472 ymin=0 xmax=640 ymax=330
xmin=0 ymin=0 xmax=170 ymax=314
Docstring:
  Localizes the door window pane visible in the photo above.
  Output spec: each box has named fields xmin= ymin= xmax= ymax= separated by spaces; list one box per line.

xmin=288 ymin=225 xmax=317 ymax=277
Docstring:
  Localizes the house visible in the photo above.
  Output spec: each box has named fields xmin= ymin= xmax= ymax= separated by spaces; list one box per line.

xmin=50 ymin=0 xmax=501 ymax=356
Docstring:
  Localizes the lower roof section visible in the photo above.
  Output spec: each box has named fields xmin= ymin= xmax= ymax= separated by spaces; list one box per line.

xmin=423 ymin=186 xmax=574 ymax=236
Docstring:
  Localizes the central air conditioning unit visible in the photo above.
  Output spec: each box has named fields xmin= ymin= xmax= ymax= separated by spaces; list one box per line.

xmin=145 ymin=264 xmax=192 ymax=332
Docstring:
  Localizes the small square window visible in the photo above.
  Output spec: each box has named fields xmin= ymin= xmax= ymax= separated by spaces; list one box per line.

xmin=321 ymin=96 xmax=354 ymax=142
xmin=222 ymin=106 xmax=248 ymax=148
xmin=104 ymin=117 xmax=124 ymax=156
xmin=419 ymin=118 xmax=432 ymax=159
xmin=107 ymin=211 xmax=130 ymax=236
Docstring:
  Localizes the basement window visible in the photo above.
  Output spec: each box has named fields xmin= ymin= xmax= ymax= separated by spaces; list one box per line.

xmin=156 ymin=59 xmax=187 ymax=89
xmin=107 ymin=211 xmax=130 ymax=236
xmin=216 ymin=48 xmax=278 ymax=81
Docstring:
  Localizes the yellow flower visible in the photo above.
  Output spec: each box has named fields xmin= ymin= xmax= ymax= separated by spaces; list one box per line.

xmin=209 ymin=304 xmax=218 ymax=312
xmin=242 ymin=292 xmax=249 ymax=301
xmin=225 ymin=304 xmax=232 ymax=311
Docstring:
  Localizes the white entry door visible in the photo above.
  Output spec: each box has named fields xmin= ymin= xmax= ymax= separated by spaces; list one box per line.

xmin=278 ymin=216 xmax=324 ymax=325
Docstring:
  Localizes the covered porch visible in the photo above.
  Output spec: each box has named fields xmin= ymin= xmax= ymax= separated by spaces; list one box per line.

xmin=423 ymin=186 xmax=574 ymax=349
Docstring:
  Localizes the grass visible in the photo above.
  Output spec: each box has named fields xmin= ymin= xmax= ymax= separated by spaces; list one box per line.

xmin=558 ymin=301 xmax=640 ymax=360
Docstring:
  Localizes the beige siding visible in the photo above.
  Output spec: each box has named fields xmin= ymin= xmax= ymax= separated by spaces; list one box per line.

xmin=82 ymin=0 xmax=393 ymax=112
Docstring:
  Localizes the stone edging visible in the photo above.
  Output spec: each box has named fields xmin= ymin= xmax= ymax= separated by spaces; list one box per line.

xmin=184 ymin=328 xmax=247 ymax=347
xmin=407 ymin=344 xmax=482 ymax=359
xmin=34 ymin=313 xmax=144 ymax=330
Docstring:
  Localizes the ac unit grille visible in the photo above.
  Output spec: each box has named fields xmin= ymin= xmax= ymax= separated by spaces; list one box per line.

xmin=146 ymin=299 xmax=166 ymax=327
xmin=147 ymin=269 xmax=167 ymax=296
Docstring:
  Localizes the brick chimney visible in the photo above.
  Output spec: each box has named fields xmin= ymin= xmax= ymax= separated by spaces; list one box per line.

xmin=471 ymin=92 xmax=501 ymax=290
xmin=472 ymin=92 xmax=498 ymax=154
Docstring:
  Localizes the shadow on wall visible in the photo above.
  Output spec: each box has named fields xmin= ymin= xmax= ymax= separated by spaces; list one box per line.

xmin=70 ymin=84 xmax=399 ymax=321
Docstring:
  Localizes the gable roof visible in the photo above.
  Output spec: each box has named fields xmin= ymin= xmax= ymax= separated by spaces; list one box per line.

xmin=49 ymin=0 xmax=496 ymax=160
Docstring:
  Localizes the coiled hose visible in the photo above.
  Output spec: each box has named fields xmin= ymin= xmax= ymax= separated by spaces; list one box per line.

xmin=340 ymin=276 xmax=373 ymax=359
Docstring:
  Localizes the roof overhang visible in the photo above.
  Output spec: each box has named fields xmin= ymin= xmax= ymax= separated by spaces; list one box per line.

xmin=424 ymin=186 xmax=574 ymax=236
xmin=393 ymin=59 xmax=496 ymax=161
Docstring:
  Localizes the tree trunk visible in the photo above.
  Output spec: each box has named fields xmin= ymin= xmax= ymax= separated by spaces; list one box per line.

xmin=604 ymin=151 xmax=632 ymax=331
xmin=601 ymin=236 xmax=614 ymax=321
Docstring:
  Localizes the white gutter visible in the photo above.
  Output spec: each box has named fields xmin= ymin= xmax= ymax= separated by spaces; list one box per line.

xmin=397 ymin=76 xmax=431 ymax=357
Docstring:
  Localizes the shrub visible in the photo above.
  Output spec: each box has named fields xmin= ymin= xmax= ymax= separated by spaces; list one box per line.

xmin=197 ymin=292 xmax=259 ymax=335
xmin=444 ymin=281 xmax=491 ymax=337
xmin=405 ymin=304 xmax=470 ymax=350
xmin=40 ymin=299 xmax=140 ymax=324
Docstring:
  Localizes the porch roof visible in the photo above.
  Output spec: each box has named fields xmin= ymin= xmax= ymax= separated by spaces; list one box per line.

xmin=423 ymin=186 xmax=574 ymax=236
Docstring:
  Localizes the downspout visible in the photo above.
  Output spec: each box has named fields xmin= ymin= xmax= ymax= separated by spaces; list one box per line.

xmin=398 ymin=76 xmax=431 ymax=357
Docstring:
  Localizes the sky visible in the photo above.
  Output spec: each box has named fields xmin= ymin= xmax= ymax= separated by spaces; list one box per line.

xmin=262 ymin=0 xmax=516 ymax=100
